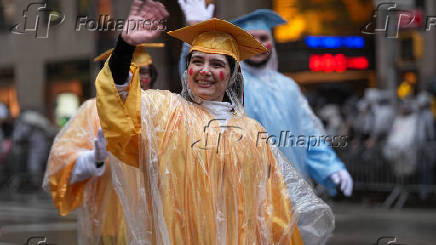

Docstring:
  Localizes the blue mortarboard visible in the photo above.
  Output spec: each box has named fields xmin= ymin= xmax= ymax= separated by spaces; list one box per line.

xmin=231 ymin=9 xmax=286 ymax=32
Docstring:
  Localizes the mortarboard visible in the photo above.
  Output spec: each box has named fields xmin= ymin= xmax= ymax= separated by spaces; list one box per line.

xmin=167 ymin=18 xmax=266 ymax=62
xmin=94 ymin=43 xmax=164 ymax=67
xmin=231 ymin=9 xmax=286 ymax=32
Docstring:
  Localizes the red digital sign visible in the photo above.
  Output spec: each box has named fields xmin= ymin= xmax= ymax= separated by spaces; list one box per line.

xmin=309 ymin=54 xmax=369 ymax=72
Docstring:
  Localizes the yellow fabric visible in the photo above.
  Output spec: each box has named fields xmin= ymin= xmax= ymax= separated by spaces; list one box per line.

xmin=432 ymin=97 xmax=436 ymax=119
xmin=397 ymin=81 xmax=413 ymax=99
xmin=93 ymin=43 xmax=164 ymax=66
xmin=167 ymin=18 xmax=267 ymax=61
xmin=132 ymin=47 xmax=152 ymax=67
xmin=96 ymin=63 xmax=141 ymax=167
xmin=46 ymin=99 xmax=129 ymax=244
xmin=191 ymin=31 xmax=240 ymax=62
xmin=95 ymin=62 xmax=303 ymax=244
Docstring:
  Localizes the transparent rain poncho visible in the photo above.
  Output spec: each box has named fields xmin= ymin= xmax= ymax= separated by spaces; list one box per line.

xmin=95 ymin=48 xmax=333 ymax=243
xmin=179 ymin=43 xmax=335 ymax=244
xmin=241 ymin=45 xmax=336 ymax=245
xmin=43 ymin=99 xmax=131 ymax=244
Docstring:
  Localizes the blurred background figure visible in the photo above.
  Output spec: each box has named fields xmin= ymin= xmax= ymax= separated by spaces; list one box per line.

xmin=371 ymin=90 xmax=395 ymax=143
xmin=0 ymin=103 xmax=13 ymax=186
xmin=383 ymin=100 xmax=418 ymax=181
xmin=42 ymin=44 xmax=160 ymax=244
xmin=397 ymin=72 xmax=417 ymax=100
xmin=359 ymin=88 xmax=395 ymax=147
xmin=414 ymin=91 xmax=435 ymax=200
xmin=11 ymin=110 xmax=55 ymax=190
xmin=318 ymin=104 xmax=344 ymax=137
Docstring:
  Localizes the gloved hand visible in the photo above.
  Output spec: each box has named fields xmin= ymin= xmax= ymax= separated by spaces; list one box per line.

xmin=329 ymin=169 xmax=353 ymax=197
xmin=94 ymin=128 xmax=108 ymax=166
xmin=70 ymin=129 xmax=107 ymax=184
xmin=178 ymin=0 xmax=215 ymax=24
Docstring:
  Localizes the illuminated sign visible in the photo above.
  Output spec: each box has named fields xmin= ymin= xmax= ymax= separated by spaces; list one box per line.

xmin=305 ymin=36 xmax=365 ymax=49
xmin=273 ymin=0 xmax=374 ymax=43
xmin=309 ymin=54 xmax=369 ymax=72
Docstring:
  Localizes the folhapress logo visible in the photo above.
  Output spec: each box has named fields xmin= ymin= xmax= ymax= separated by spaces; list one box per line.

xmin=10 ymin=0 xmax=65 ymax=39
xmin=362 ymin=2 xmax=436 ymax=38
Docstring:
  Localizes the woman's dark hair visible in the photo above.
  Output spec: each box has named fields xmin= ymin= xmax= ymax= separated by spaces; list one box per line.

xmin=149 ymin=64 xmax=158 ymax=88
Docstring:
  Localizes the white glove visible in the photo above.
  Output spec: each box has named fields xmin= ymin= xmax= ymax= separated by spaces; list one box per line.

xmin=178 ymin=0 xmax=215 ymax=23
xmin=94 ymin=128 xmax=108 ymax=164
xmin=70 ymin=150 xmax=106 ymax=184
xmin=329 ymin=169 xmax=353 ymax=197
xmin=70 ymin=128 xmax=107 ymax=184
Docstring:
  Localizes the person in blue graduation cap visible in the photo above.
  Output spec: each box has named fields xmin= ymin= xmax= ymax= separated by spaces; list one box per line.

xmin=231 ymin=9 xmax=354 ymax=197
xmin=178 ymin=5 xmax=353 ymax=198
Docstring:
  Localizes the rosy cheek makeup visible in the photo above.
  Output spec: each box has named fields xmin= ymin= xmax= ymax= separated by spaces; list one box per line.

xmin=189 ymin=68 xmax=193 ymax=76
xmin=219 ymin=71 xmax=225 ymax=80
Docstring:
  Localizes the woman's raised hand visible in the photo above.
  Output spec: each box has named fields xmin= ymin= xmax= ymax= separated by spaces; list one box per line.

xmin=121 ymin=0 xmax=169 ymax=45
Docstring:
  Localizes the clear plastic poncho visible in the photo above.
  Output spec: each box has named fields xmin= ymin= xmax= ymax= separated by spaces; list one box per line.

xmin=179 ymin=43 xmax=335 ymax=244
xmin=43 ymin=99 xmax=131 ymax=244
xmin=96 ymin=51 xmax=334 ymax=243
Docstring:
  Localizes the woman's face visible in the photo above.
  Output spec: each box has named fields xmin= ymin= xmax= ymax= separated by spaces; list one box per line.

xmin=187 ymin=51 xmax=231 ymax=102
xmin=139 ymin=66 xmax=152 ymax=90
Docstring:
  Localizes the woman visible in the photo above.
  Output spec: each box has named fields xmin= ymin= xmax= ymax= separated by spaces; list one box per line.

xmin=96 ymin=0 xmax=316 ymax=244
xmin=43 ymin=43 xmax=159 ymax=244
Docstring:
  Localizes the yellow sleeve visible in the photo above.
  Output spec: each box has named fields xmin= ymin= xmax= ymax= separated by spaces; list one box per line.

xmin=267 ymin=146 xmax=304 ymax=245
xmin=47 ymin=99 xmax=99 ymax=216
xmin=95 ymin=61 xmax=142 ymax=168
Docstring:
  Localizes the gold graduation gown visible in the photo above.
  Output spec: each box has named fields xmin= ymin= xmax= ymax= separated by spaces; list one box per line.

xmin=43 ymin=99 xmax=130 ymax=245
xmin=96 ymin=61 xmax=304 ymax=245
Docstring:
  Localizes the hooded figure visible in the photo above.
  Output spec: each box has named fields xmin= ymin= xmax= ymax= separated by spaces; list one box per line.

xmin=232 ymin=9 xmax=345 ymax=245
xmin=234 ymin=9 xmax=353 ymax=197
xmin=43 ymin=43 xmax=160 ymax=245
xmin=95 ymin=1 xmax=328 ymax=243
xmin=414 ymin=91 xmax=435 ymax=199
xmin=13 ymin=110 xmax=55 ymax=187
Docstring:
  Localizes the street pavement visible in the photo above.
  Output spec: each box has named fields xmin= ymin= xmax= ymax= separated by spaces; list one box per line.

xmin=0 ymin=190 xmax=77 ymax=245
xmin=0 ymin=190 xmax=435 ymax=245
xmin=328 ymin=202 xmax=436 ymax=245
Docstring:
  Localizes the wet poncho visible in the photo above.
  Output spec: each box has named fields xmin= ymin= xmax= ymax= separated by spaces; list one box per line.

xmin=179 ymin=42 xmax=336 ymax=245
xmin=93 ymin=53 xmax=339 ymax=243
xmin=241 ymin=63 xmax=346 ymax=193
xmin=179 ymin=43 xmax=346 ymax=194
xmin=43 ymin=99 xmax=130 ymax=244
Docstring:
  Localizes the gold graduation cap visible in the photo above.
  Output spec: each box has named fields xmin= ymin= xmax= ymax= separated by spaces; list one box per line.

xmin=167 ymin=18 xmax=266 ymax=61
xmin=93 ymin=43 xmax=165 ymax=67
